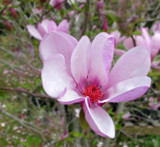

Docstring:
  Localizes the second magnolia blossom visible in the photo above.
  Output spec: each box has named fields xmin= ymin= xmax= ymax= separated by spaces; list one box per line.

xmin=40 ymin=32 xmax=151 ymax=138
xmin=27 ymin=19 xmax=69 ymax=40
xmin=124 ymin=28 xmax=160 ymax=61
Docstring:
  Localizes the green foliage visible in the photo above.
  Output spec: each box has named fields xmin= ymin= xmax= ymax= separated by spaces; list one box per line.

xmin=79 ymin=108 xmax=89 ymax=130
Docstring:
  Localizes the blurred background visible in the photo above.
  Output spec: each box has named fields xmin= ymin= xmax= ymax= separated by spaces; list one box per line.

xmin=0 ymin=0 xmax=160 ymax=146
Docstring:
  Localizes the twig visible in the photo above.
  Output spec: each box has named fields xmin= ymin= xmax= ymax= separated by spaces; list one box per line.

xmin=131 ymin=35 xmax=136 ymax=47
xmin=0 ymin=58 xmax=24 ymax=74
xmin=0 ymin=108 xmax=47 ymax=142
xmin=81 ymin=0 xmax=90 ymax=37
xmin=0 ymin=87 xmax=53 ymax=101
xmin=40 ymin=1 xmax=65 ymax=21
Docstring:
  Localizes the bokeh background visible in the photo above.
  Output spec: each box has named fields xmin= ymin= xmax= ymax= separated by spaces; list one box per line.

xmin=0 ymin=0 xmax=160 ymax=146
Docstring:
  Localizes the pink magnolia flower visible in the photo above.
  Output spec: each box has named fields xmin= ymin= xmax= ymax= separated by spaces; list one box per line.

xmin=49 ymin=0 xmax=63 ymax=10
xmin=40 ymin=32 xmax=151 ymax=138
xmin=27 ymin=19 xmax=69 ymax=40
xmin=124 ymin=28 xmax=160 ymax=61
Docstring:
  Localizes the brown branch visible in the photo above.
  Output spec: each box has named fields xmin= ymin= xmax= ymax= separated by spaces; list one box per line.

xmin=81 ymin=0 xmax=90 ymax=37
xmin=40 ymin=1 xmax=65 ymax=21
xmin=0 ymin=108 xmax=47 ymax=143
xmin=0 ymin=87 xmax=54 ymax=101
xmin=0 ymin=0 xmax=13 ymax=14
xmin=131 ymin=35 xmax=136 ymax=47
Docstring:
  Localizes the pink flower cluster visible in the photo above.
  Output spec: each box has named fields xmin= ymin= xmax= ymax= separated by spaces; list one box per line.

xmin=27 ymin=19 xmax=69 ymax=40
xmin=124 ymin=28 xmax=160 ymax=61
xmin=112 ymin=25 xmax=160 ymax=63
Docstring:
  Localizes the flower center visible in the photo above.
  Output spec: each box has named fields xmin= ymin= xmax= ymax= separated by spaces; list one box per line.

xmin=83 ymin=85 xmax=102 ymax=103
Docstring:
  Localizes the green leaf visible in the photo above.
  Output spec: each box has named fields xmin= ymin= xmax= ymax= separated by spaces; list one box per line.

xmin=79 ymin=108 xmax=89 ymax=130
xmin=132 ymin=30 xmax=142 ymax=35
xmin=107 ymin=12 xmax=118 ymax=22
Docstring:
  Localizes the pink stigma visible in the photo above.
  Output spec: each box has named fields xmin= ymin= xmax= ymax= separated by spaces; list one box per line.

xmin=83 ymin=85 xmax=102 ymax=103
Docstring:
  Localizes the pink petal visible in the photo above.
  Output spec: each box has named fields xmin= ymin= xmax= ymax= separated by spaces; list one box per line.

xmin=83 ymin=98 xmax=115 ymax=138
xmin=27 ymin=25 xmax=42 ymax=40
xmin=41 ymin=54 xmax=76 ymax=98
xmin=111 ymin=30 xmax=121 ymax=44
xmin=123 ymin=38 xmax=134 ymax=50
xmin=114 ymin=49 xmax=126 ymax=56
xmin=48 ymin=20 xmax=57 ymax=32
xmin=88 ymin=33 xmax=115 ymax=86
xmin=136 ymin=36 xmax=147 ymax=47
xmin=141 ymin=28 xmax=151 ymax=47
xmin=71 ymin=36 xmax=91 ymax=89
xmin=122 ymin=112 xmax=131 ymax=120
xmin=119 ymin=36 xmax=126 ymax=44
xmin=37 ymin=23 xmax=47 ymax=37
xmin=57 ymin=20 xmax=69 ymax=33
xmin=107 ymin=46 xmax=151 ymax=88
xmin=39 ymin=32 xmax=78 ymax=72
xmin=58 ymin=88 xmax=84 ymax=104
xmin=41 ymin=19 xmax=50 ymax=32
xmin=100 ymin=76 xmax=151 ymax=103
xmin=151 ymin=32 xmax=160 ymax=60
xmin=151 ymin=61 xmax=159 ymax=69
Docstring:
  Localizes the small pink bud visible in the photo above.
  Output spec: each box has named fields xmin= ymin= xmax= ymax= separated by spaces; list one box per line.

xmin=102 ymin=19 xmax=108 ymax=31
xmin=9 ymin=8 xmax=17 ymax=18
xmin=49 ymin=0 xmax=64 ymax=10
xmin=96 ymin=0 xmax=103 ymax=11
xmin=5 ymin=21 xmax=12 ymax=31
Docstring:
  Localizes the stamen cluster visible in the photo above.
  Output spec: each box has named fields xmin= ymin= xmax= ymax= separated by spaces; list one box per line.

xmin=83 ymin=85 xmax=102 ymax=103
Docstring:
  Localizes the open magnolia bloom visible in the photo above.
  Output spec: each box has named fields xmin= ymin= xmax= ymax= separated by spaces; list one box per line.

xmin=27 ymin=19 xmax=69 ymax=40
xmin=40 ymin=32 xmax=151 ymax=138
xmin=123 ymin=28 xmax=160 ymax=61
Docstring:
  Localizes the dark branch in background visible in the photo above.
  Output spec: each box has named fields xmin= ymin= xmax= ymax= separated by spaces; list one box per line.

xmin=0 ymin=108 xmax=47 ymax=143
xmin=0 ymin=87 xmax=54 ymax=101
xmin=131 ymin=35 xmax=136 ymax=47
xmin=40 ymin=1 xmax=65 ymax=21
xmin=0 ymin=0 xmax=13 ymax=15
xmin=81 ymin=0 xmax=90 ymax=37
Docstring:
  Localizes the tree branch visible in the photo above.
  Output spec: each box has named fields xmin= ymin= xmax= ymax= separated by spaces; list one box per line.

xmin=0 ymin=87 xmax=53 ymax=101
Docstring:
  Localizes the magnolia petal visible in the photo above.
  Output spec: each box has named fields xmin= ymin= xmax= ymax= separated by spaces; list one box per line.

xmin=88 ymin=32 xmax=115 ymax=86
xmin=39 ymin=32 xmax=78 ymax=73
xmin=41 ymin=54 xmax=75 ymax=98
xmin=123 ymin=38 xmax=134 ymax=50
xmin=71 ymin=36 xmax=91 ymax=89
xmin=141 ymin=28 xmax=151 ymax=46
xmin=27 ymin=25 xmax=42 ymax=40
xmin=83 ymin=98 xmax=115 ymax=138
xmin=101 ymin=76 xmax=151 ymax=103
xmin=107 ymin=46 xmax=151 ymax=88
xmin=37 ymin=23 xmax=47 ymax=37
xmin=136 ymin=36 xmax=147 ymax=47
xmin=151 ymin=32 xmax=160 ymax=60
xmin=48 ymin=20 xmax=57 ymax=32
xmin=114 ymin=49 xmax=126 ymax=56
xmin=41 ymin=19 xmax=50 ymax=32
xmin=111 ymin=30 xmax=121 ymax=44
xmin=57 ymin=20 xmax=69 ymax=33
xmin=58 ymin=88 xmax=84 ymax=104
